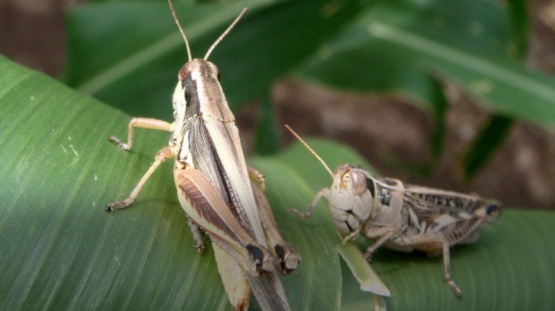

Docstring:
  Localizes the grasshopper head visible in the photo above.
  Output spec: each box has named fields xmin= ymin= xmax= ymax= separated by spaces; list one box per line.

xmin=178 ymin=59 xmax=220 ymax=82
xmin=334 ymin=164 xmax=370 ymax=196
xmin=173 ymin=59 xmax=219 ymax=114
xmin=328 ymin=164 xmax=374 ymax=239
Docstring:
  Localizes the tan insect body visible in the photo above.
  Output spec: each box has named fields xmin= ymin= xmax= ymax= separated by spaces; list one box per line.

xmin=286 ymin=125 xmax=501 ymax=298
xmin=104 ymin=3 xmax=299 ymax=310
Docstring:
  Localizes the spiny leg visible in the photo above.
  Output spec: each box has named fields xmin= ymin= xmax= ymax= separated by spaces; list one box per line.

xmin=443 ymin=241 xmax=462 ymax=298
xmin=106 ymin=147 xmax=175 ymax=212
xmin=394 ymin=233 xmax=462 ymax=298
xmin=109 ymin=118 xmax=174 ymax=150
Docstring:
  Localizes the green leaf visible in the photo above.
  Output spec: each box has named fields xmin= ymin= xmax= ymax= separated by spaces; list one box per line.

xmin=2 ymin=54 xmax=225 ymax=310
xmin=64 ymin=0 xmax=367 ymax=119
xmin=3 ymin=56 xmax=555 ymax=310
xmin=0 ymin=55 xmax=339 ymax=311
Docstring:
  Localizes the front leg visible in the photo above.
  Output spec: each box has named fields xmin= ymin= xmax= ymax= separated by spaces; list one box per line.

xmin=340 ymin=230 xmax=361 ymax=245
xmin=362 ymin=226 xmax=398 ymax=261
xmin=288 ymin=187 xmax=331 ymax=219
xmin=175 ymin=167 xmax=275 ymax=276
xmin=394 ymin=233 xmax=461 ymax=298
xmin=109 ymin=118 xmax=174 ymax=150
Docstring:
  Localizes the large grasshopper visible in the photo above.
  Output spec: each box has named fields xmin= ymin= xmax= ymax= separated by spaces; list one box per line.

xmin=105 ymin=3 xmax=299 ymax=310
xmin=286 ymin=125 xmax=501 ymax=298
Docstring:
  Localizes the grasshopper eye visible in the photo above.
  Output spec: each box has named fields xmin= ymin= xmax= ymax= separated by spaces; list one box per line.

xmin=348 ymin=171 xmax=368 ymax=195
xmin=340 ymin=173 xmax=351 ymax=189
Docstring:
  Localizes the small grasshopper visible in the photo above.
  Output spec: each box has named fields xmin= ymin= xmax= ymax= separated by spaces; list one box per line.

xmin=105 ymin=2 xmax=299 ymax=310
xmin=286 ymin=125 xmax=501 ymax=298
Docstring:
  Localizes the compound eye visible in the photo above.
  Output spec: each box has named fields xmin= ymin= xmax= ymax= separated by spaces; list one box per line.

xmin=348 ymin=171 xmax=368 ymax=195
xmin=342 ymin=173 xmax=350 ymax=184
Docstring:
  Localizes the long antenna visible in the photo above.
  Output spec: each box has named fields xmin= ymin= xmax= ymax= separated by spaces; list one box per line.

xmin=168 ymin=0 xmax=192 ymax=62
xmin=204 ymin=8 xmax=247 ymax=60
xmin=285 ymin=125 xmax=334 ymax=178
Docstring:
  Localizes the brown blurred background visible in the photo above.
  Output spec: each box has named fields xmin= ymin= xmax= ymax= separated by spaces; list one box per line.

xmin=1 ymin=0 xmax=554 ymax=208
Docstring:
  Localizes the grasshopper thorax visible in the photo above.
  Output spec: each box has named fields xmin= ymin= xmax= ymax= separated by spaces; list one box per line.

xmin=170 ymin=58 xmax=233 ymax=163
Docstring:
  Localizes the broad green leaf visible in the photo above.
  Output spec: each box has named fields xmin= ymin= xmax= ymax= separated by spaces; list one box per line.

xmin=0 ymin=55 xmax=339 ymax=311
xmin=1 ymin=54 xmax=227 ymax=310
xmin=298 ymin=0 xmax=555 ymax=129
xmin=64 ymin=0 xmax=367 ymax=119
xmin=2 ymin=56 xmax=555 ymax=310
